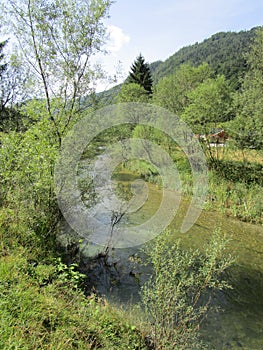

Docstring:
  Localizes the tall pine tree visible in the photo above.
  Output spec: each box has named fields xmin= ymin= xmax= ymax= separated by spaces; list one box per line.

xmin=127 ymin=54 xmax=153 ymax=95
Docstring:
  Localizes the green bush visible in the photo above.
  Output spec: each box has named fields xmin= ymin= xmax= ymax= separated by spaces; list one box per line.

xmin=141 ymin=229 xmax=233 ymax=350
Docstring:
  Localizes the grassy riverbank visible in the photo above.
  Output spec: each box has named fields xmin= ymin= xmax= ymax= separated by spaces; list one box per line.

xmin=120 ymin=143 xmax=263 ymax=225
xmin=0 ymin=121 xmax=261 ymax=349
xmin=0 ymin=127 xmax=149 ymax=349
xmin=0 ymin=208 xmax=149 ymax=350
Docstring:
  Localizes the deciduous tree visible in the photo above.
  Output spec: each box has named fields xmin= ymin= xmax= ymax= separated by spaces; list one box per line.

xmin=181 ymin=75 xmax=233 ymax=133
xmin=231 ymin=27 xmax=263 ymax=149
xmin=153 ymin=63 xmax=212 ymax=116
xmin=117 ymin=82 xmax=149 ymax=103
xmin=3 ymin=0 xmax=112 ymax=144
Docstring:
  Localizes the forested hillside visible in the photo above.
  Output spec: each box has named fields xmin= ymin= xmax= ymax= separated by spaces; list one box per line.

xmin=97 ymin=27 xmax=258 ymax=104
xmin=150 ymin=27 xmax=258 ymax=89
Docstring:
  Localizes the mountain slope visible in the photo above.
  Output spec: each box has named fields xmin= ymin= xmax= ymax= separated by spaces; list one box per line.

xmin=151 ymin=27 xmax=258 ymax=89
xmin=97 ymin=27 xmax=259 ymax=103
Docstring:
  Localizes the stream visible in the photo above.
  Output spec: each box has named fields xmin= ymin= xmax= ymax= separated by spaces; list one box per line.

xmin=58 ymin=161 xmax=263 ymax=349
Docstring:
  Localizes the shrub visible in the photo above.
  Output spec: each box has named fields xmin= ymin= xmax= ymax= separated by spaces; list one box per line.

xmin=141 ymin=229 xmax=233 ymax=349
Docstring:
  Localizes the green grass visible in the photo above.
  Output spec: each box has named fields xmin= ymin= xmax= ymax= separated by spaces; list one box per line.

xmin=0 ymin=242 xmax=148 ymax=349
xmin=0 ymin=259 xmax=147 ymax=349
xmin=206 ymin=171 xmax=263 ymax=223
xmin=118 ymin=144 xmax=263 ymax=225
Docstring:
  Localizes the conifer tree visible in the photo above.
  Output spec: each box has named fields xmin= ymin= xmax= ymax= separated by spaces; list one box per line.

xmin=127 ymin=54 xmax=153 ymax=94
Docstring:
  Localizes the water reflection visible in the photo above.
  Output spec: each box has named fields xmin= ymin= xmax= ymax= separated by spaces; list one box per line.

xmin=61 ymin=168 xmax=263 ymax=349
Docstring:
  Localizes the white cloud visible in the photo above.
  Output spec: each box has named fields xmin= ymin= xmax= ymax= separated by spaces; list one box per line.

xmin=107 ymin=25 xmax=130 ymax=53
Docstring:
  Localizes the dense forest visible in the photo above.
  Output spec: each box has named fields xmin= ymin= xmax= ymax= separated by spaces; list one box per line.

xmin=0 ymin=1 xmax=262 ymax=349
xmin=151 ymin=28 xmax=258 ymax=89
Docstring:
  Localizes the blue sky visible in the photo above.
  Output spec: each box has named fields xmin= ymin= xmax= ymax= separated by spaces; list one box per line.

xmin=99 ymin=0 xmax=263 ymax=89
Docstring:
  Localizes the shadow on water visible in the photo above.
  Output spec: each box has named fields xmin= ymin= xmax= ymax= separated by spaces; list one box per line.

xmin=200 ymin=264 xmax=263 ymax=349
xmin=59 ymin=170 xmax=263 ymax=349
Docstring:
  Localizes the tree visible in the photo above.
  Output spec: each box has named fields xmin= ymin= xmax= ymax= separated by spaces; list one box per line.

xmin=231 ymin=27 xmax=263 ymax=149
xmin=117 ymin=82 xmax=149 ymax=103
xmin=153 ymin=63 xmax=212 ymax=116
xmin=127 ymin=54 xmax=153 ymax=95
xmin=3 ymin=0 xmax=112 ymax=144
xmin=181 ymin=75 xmax=233 ymax=133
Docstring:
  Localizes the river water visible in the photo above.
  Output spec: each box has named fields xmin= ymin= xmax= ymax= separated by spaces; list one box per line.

xmin=59 ymin=165 xmax=263 ymax=349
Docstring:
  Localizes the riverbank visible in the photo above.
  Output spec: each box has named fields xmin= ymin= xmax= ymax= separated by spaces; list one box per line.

xmin=0 ymin=208 xmax=150 ymax=349
xmin=117 ymin=143 xmax=263 ymax=225
xmin=1 ymin=126 xmax=262 ymax=349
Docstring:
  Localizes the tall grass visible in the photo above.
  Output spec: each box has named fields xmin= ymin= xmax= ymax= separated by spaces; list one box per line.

xmin=121 ymin=143 xmax=262 ymax=224
xmin=207 ymin=172 xmax=262 ymax=224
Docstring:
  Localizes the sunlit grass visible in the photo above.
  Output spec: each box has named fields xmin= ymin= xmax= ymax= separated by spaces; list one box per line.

xmin=208 ymin=141 xmax=263 ymax=165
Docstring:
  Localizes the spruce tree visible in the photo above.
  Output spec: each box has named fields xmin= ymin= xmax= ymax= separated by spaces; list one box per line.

xmin=127 ymin=54 xmax=153 ymax=94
